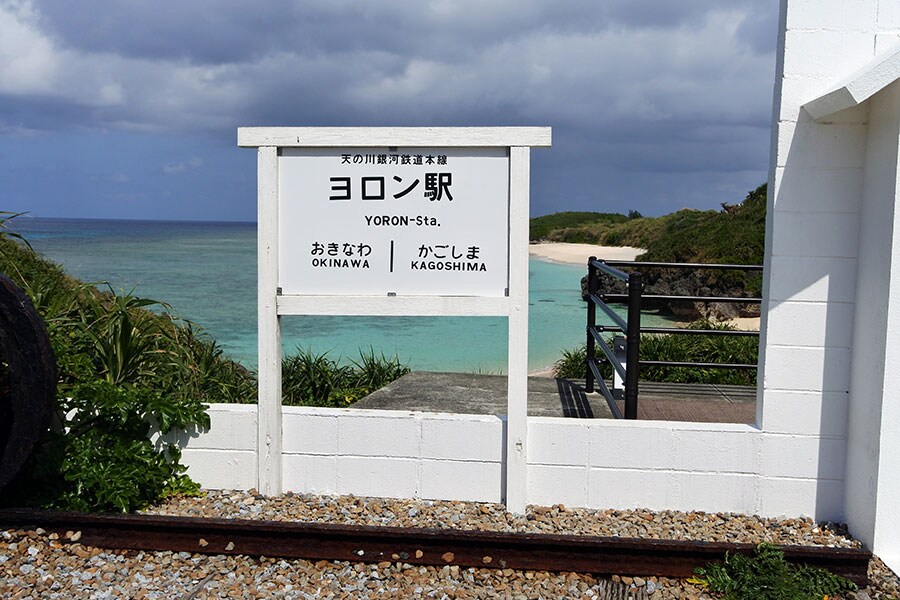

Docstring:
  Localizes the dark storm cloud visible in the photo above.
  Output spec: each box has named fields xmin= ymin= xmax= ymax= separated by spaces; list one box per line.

xmin=34 ymin=0 xmax=296 ymax=63
xmin=0 ymin=0 xmax=780 ymax=217
xmin=6 ymin=1 xmax=778 ymax=132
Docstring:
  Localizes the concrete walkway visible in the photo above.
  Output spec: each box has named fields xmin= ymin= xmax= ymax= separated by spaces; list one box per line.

xmin=353 ymin=372 xmax=755 ymax=423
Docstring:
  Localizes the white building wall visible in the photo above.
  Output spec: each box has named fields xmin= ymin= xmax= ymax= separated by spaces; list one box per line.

xmin=766 ymin=0 xmax=900 ymax=568
xmin=751 ymin=0 xmax=884 ymax=521
xmin=845 ymin=78 xmax=900 ymax=567
xmin=763 ymin=0 xmax=868 ymax=443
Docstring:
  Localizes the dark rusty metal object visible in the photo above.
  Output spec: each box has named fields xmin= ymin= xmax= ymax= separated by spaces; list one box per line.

xmin=0 ymin=273 xmax=57 ymax=490
xmin=0 ymin=509 xmax=871 ymax=586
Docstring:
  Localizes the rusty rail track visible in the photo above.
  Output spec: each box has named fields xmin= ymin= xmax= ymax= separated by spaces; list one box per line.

xmin=0 ymin=508 xmax=871 ymax=586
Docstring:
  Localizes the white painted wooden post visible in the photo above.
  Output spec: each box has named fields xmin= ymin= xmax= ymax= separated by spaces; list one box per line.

xmin=506 ymin=146 xmax=530 ymax=513
xmin=257 ymin=146 xmax=282 ymax=495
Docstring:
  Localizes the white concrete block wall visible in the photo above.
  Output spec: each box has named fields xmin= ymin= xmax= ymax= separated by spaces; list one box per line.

xmin=758 ymin=477 xmax=845 ymax=520
xmin=761 ymin=391 xmax=849 ymax=436
xmin=783 ymin=0 xmax=876 ymax=32
xmin=173 ymin=407 xmax=843 ymax=520
xmin=845 ymin=78 xmax=900 ymax=569
xmin=173 ymin=404 xmax=258 ymax=490
xmin=527 ymin=419 xmax=844 ymax=519
xmin=174 ymin=406 xmax=504 ymax=503
xmin=759 ymin=0 xmax=886 ymax=516
xmin=766 ymin=0 xmax=900 ymax=569
xmin=280 ymin=407 xmax=504 ymax=503
xmin=866 ymin=82 xmax=900 ymax=572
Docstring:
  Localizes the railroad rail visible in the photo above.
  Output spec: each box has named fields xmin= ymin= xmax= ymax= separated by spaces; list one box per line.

xmin=0 ymin=508 xmax=871 ymax=586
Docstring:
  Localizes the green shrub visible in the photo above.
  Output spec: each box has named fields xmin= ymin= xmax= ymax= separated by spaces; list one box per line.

xmin=0 ymin=234 xmax=259 ymax=404
xmin=0 ymin=229 xmax=225 ymax=511
xmin=692 ymin=543 xmax=857 ymax=600
xmin=6 ymin=382 xmax=207 ymax=512
xmin=548 ymin=227 xmax=604 ymax=244
xmin=640 ymin=320 xmax=758 ymax=386
xmin=638 ymin=184 xmax=767 ymax=265
xmin=76 ymin=288 xmax=174 ymax=386
xmin=553 ymin=320 xmax=758 ymax=385
xmin=351 ymin=347 xmax=411 ymax=391
xmin=167 ymin=323 xmax=257 ymax=404
xmin=282 ymin=348 xmax=351 ymax=406
xmin=0 ymin=211 xmax=33 ymax=253
xmin=282 ymin=347 xmax=409 ymax=407
xmin=553 ymin=344 xmax=589 ymax=379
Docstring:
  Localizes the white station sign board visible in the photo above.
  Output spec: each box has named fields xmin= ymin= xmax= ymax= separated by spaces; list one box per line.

xmin=278 ymin=147 xmax=510 ymax=297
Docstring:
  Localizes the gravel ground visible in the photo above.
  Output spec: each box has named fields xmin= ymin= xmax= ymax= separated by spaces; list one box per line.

xmin=1 ymin=490 xmax=897 ymax=598
xmin=146 ymin=490 xmax=863 ymax=548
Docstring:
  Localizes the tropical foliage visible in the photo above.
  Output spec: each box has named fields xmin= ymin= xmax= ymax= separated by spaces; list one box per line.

xmin=0 ymin=220 xmax=407 ymax=511
xmin=282 ymin=347 xmax=409 ymax=407
xmin=0 ymin=232 xmax=226 ymax=510
xmin=639 ymin=320 xmax=757 ymax=386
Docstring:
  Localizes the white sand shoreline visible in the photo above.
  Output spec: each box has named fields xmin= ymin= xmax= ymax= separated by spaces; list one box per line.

xmin=529 ymin=242 xmax=645 ymax=266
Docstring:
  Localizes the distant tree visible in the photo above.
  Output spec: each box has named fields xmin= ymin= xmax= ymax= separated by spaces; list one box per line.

xmin=627 ymin=210 xmax=643 ymax=220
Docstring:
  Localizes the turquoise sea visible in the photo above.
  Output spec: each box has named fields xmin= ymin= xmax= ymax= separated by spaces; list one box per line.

xmin=14 ymin=217 xmax=669 ymax=373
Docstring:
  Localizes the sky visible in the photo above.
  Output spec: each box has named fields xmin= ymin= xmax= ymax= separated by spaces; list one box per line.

xmin=0 ymin=0 xmax=779 ymax=222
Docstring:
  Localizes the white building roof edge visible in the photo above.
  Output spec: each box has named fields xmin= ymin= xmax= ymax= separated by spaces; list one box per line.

xmin=803 ymin=45 xmax=900 ymax=121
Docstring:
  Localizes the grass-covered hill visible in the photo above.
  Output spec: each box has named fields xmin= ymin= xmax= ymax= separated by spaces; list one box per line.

xmin=530 ymin=183 xmax=767 ymax=266
xmin=529 ymin=211 xmax=630 ymax=241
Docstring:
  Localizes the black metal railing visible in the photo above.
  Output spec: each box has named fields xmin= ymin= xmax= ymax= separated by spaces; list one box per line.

xmin=585 ymin=257 xmax=642 ymax=419
xmin=585 ymin=259 xmax=763 ymax=419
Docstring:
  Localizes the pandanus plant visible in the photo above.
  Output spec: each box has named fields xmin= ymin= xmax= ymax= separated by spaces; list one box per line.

xmin=77 ymin=288 xmax=172 ymax=387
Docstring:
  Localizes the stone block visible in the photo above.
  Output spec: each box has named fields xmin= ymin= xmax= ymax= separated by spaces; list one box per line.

xmin=420 ymin=415 xmax=502 ymax=461
xmin=282 ymin=454 xmax=337 ymax=495
xmin=335 ymin=456 xmax=419 ymax=498
xmin=421 ymin=459 xmax=501 ymax=502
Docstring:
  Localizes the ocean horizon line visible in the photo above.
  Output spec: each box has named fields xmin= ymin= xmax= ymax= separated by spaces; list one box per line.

xmin=16 ymin=215 xmax=256 ymax=227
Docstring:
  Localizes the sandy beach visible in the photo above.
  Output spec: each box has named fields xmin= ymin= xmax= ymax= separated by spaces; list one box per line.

xmin=529 ymin=242 xmax=645 ymax=265
xmin=721 ymin=316 xmax=760 ymax=331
